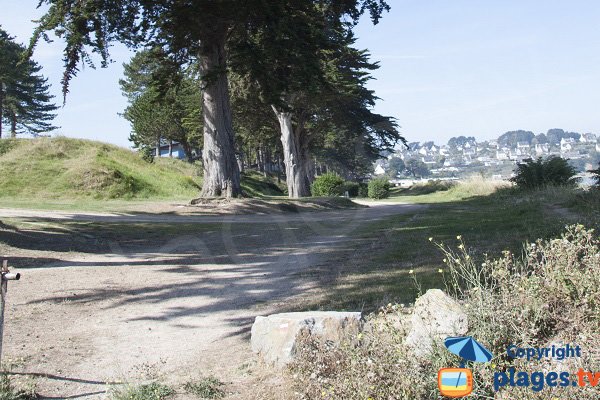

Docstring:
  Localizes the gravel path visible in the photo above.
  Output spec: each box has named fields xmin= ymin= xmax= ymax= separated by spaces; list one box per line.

xmin=0 ymin=203 xmax=424 ymax=398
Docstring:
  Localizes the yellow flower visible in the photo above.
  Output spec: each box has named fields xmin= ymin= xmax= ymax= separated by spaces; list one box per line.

xmin=456 ymin=235 xmax=462 ymax=240
xmin=438 ymin=269 xmax=443 ymax=273
xmin=409 ymin=269 xmax=414 ymax=274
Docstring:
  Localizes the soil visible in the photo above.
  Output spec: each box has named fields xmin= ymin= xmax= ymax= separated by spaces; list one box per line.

xmin=0 ymin=202 xmax=424 ymax=399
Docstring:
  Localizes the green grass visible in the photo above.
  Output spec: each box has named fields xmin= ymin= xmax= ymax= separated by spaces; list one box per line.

xmin=0 ymin=138 xmax=298 ymax=211
xmin=184 ymin=377 xmax=225 ymax=399
xmin=240 ymin=171 xmax=285 ymax=197
xmin=374 ymin=177 xmax=511 ymax=204
xmin=110 ymin=382 xmax=175 ymax=400
xmin=0 ymin=137 xmax=202 ymax=201
xmin=307 ymin=182 xmax=599 ymax=311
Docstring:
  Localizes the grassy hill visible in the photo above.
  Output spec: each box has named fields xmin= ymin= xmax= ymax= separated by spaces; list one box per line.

xmin=0 ymin=137 xmax=204 ymax=201
xmin=0 ymin=137 xmax=287 ymax=206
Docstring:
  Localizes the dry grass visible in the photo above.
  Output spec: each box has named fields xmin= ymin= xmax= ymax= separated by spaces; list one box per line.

xmin=290 ymin=225 xmax=600 ymax=399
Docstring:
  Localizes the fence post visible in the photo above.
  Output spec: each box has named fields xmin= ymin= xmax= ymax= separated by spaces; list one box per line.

xmin=0 ymin=260 xmax=20 ymax=364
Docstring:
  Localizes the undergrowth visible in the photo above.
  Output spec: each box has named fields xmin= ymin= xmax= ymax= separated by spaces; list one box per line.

xmin=291 ymin=225 xmax=600 ymax=399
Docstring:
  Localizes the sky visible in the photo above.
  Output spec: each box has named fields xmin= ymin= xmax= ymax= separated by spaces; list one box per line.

xmin=2 ymin=0 xmax=600 ymax=148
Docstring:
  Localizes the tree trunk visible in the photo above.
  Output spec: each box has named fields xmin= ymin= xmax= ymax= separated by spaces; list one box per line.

xmin=272 ymin=107 xmax=311 ymax=198
xmin=0 ymin=85 xmax=3 ymax=139
xmin=238 ymin=150 xmax=245 ymax=173
xmin=10 ymin=113 xmax=16 ymax=138
xmin=198 ymin=30 xmax=241 ymax=198
xmin=181 ymin=140 xmax=194 ymax=163
xmin=168 ymin=140 xmax=173 ymax=157
xmin=156 ymin=137 xmax=161 ymax=157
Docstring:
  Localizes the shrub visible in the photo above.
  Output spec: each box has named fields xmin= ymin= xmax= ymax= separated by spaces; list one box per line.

xmin=0 ymin=374 xmax=37 ymax=400
xmin=183 ymin=377 xmax=225 ymax=399
xmin=357 ymin=182 xmax=369 ymax=198
xmin=110 ymin=382 xmax=175 ymax=400
xmin=291 ymin=225 xmax=600 ymax=399
xmin=510 ymin=156 xmax=579 ymax=189
xmin=311 ymin=173 xmax=346 ymax=197
xmin=368 ymin=177 xmax=390 ymax=199
xmin=343 ymin=181 xmax=359 ymax=197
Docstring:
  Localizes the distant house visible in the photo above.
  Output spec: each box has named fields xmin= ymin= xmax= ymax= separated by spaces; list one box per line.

xmin=580 ymin=133 xmax=597 ymax=143
xmin=154 ymin=141 xmax=188 ymax=160
xmin=496 ymin=149 xmax=509 ymax=161
xmin=560 ymin=137 xmax=576 ymax=152
xmin=374 ymin=164 xmax=386 ymax=175
xmin=535 ymin=143 xmax=549 ymax=155
xmin=421 ymin=155 xmax=437 ymax=165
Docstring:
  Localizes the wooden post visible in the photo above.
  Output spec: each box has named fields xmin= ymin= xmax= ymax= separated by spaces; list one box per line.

xmin=0 ymin=260 xmax=8 ymax=362
xmin=0 ymin=260 xmax=20 ymax=364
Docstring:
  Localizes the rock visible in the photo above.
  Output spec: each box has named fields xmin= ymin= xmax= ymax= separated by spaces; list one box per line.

xmin=405 ymin=289 xmax=468 ymax=357
xmin=250 ymin=311 xmax=362 ymax=367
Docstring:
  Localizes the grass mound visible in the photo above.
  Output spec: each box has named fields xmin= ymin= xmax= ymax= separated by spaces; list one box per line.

xmin=240 ymin=171 xmax=285 ymax=197
xmin=0 ymin=137 xmax=202 ymax=200
xmin=389 ymin=176 xmax=511 ymax=203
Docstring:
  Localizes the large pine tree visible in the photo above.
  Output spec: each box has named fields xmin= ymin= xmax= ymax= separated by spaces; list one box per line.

xmin=0 ymin=27 xmax=57 ymax=138
xmin=29 ymin=0 xmax=391 ymax=198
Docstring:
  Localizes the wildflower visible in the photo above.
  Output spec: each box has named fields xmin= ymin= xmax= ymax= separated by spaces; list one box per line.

xmin=481 ymin=262 xmax=486 ymax=267
xmin=428 ymin=237 xmax=433 ymax=242
xmin=409 ymin=269 xmax=414 ymax=274
xmin=465 ymin=255 xmax=470 ymax=259
xmin=438 ymin=269 xmax=443 ymax=273
xmin=456 ymin=235 xmax=462 ymax=240
xmin=458 ymin=244 xmax=464 ymax=249
xmin=443 ymin=258 xmax=447 ymax=263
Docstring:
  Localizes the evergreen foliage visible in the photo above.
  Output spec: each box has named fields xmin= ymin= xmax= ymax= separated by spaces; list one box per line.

xmin=510 ymin=156 xmax=579 ymax=189
xmin=0 ymin=27 xmax=57 ymax=137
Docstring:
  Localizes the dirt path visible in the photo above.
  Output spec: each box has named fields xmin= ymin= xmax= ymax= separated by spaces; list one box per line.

xmin=0 ymin=203 xmax=424 ymax=399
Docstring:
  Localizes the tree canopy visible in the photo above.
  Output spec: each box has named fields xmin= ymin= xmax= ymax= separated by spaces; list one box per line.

xmin=0 ymin=27 xmax=57 ymax=138
xmin=31 ymin=0 xmax=395 ymax=198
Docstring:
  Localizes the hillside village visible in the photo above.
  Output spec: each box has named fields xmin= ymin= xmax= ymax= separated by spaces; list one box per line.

xmin=378 ymin=128 xmax=600 ymax=181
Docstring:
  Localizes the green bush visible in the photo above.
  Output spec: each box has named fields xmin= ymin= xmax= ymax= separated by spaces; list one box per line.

xmin=311 ymin=173 xmax=346 ymax=197
xmin=367 ymin=177 xmax=390 ymax=199
xmin=357 ymin=182 xmax=369 ymax=198
xmin=110 ymin=382 xmax=174 ymax=400
xmin=510 ymin=156 xmax=579 ymax=189
xmin=184 ymin=377 xmax=225 ymax=399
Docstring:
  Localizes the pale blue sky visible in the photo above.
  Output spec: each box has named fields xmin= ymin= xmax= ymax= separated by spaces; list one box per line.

xmin=3 ymin=0 xmax=600 ymax=148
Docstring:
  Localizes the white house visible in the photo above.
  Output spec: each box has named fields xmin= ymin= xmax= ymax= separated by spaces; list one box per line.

xmin=374 ymin=164 xmax=386 ymax=175
xmin=560 ymin=137 xmax=576 ymax=152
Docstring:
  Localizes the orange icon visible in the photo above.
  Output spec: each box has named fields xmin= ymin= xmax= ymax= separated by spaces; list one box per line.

xmin=438 ymin=367 xmax=473 ymax=397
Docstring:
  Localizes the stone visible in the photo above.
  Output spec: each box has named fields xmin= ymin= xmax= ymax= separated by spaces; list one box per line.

xmin=250 ymin=311 xmax=362 ymax=367
xmin=405 ymin=289 xmax=468 ymax=357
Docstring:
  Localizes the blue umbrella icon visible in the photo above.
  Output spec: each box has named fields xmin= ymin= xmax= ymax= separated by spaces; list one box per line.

xmin=444 ymin=336 xmax=493 ymax=389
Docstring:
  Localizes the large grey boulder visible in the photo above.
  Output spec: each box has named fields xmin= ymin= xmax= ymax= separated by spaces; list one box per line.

xmin=250 ymin=311 xmax=362 ymax=367
xmin=405 ymin=289 xmax=468 ymax=357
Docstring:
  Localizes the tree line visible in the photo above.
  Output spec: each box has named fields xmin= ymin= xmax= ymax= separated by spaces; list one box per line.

xmin=29 ymin=0 xmax=404 ymax=199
